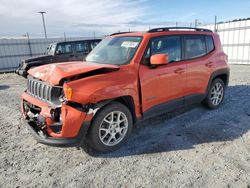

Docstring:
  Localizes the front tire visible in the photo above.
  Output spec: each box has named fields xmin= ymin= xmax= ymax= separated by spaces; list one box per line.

xmin=204 ymin=78 xmax=225 ymax=109
xmin=87 ymin=102 xmax=133 ymax=152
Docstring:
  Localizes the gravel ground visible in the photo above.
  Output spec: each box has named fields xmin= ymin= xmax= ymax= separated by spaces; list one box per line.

xmin=0 ymin=65 xmax=249 ymax=188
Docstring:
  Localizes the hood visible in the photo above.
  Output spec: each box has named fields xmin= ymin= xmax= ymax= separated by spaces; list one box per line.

xmin=28 ymin=61 xmax=119 ymax=85
xmin=24 ymin=54 xmax=52 ymax=63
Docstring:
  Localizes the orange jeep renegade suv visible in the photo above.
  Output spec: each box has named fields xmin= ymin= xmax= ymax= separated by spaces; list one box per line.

xmin=21 ymin=27 xmax=229 ymax=152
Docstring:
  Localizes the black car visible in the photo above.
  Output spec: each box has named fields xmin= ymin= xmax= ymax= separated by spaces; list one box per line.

xmin=16 ymin=39 xmax=101 ymax=77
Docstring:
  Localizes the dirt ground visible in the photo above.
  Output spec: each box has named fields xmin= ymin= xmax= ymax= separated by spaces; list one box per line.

xmin=0 ymin=65 xmax=249 ymax=188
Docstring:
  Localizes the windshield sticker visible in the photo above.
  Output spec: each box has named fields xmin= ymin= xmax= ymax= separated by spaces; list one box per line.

xmin=121 ymin=41 xmax=139 ymax=48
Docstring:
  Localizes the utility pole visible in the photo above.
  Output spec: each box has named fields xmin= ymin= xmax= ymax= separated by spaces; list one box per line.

xmin=38 ymin=11 xmax=47 ymax=39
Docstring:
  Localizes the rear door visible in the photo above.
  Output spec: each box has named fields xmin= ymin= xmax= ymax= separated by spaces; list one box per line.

xmin=74 ymin=41 xmax=90 ymax=61
xmin=139 ymin=35 xmax=187 ymax=115
xmin=183 ymin=35 xmax=216 ymax=102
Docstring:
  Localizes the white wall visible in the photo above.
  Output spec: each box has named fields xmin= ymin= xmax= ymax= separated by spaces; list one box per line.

xmin=205 ymin=19 xmax=250 ymax=64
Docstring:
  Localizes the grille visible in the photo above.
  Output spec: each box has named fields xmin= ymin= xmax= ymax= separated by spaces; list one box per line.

xmin=27 ymin=76 xmax=62 ymax=105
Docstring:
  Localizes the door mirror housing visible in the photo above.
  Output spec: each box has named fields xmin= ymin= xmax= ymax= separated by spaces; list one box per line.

xmin=55 ymin=50 xmax=61 ymax=55
xmin=150 ymin=54 xmax=169 ymax=65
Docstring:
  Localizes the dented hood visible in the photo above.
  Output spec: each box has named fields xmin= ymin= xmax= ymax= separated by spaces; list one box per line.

xmin=28 ymin=61 xmax=119 ymax=85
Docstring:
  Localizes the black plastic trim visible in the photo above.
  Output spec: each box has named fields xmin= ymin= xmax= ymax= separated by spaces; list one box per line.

xmin=143 ymin=97 xmax=184 ymax=119
xmin=24 ymin=119 xmax=90 ymax=147
xmin=148 ymin=27 xmax=213 ymax=33
xmin=206 ymin=68 xmax=230 ymax=94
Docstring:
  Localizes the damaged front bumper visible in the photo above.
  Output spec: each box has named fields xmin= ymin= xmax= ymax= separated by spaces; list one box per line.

xmin=22 ymin=92 xmax=91 ymax=147
xmin=16 ymin=67 xmax=28 ymax=78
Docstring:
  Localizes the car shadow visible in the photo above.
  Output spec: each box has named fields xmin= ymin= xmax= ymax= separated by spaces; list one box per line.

xmin=81 ymin=85 xmax=250 ymax=158
xmin=0 ymin=85 xmax=10 ymax=90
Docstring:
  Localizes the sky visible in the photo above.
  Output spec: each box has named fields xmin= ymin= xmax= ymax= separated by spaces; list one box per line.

xmin=0 ymin=0 xmax=250 ymax=38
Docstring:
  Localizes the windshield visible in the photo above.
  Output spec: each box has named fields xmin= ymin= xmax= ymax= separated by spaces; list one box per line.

xmin=46 ymin=44 xmax=56 ymax=55
xmin=86 ymin=36 xmax=142 ymax=65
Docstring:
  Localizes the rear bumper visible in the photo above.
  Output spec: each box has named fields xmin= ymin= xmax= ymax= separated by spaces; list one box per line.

xmin=24 ymin=119 xmax=90 ymax=147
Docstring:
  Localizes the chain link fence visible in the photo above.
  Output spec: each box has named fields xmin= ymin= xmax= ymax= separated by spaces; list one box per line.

xmin=0 ymin=37 xmax=95 ymax=72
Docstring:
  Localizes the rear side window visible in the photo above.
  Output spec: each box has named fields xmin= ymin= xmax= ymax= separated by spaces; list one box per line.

xmin=56 ymin=43 xmax=73 ymax=54
xmin=184 ymin=35 xmax=206 ymax=60
xmin=150 ymin=36 xmax=181 ymax=63
xmin=90 ymin=41 xmax=100 ymax=50
xmin=75 ymin=42 xmax=89 ymax=53
xmin=206 ymin=36 xmax=215 ymax=53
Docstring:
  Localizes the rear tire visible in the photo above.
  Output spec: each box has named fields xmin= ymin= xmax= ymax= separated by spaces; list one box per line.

xmin=87 ymin=102 xmax=133 ymax=152
xmin=204 ymin=78 xmax=225 ymax=109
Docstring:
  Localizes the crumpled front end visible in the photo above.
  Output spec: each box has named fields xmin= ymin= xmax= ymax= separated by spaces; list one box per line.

xmin=21 ymin=76 xmax=91 ymax=147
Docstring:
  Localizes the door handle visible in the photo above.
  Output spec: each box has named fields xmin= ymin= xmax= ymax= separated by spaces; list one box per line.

xmin=205 ymin=62 xmax=214 ymax=68
xmin=174 ymin=68 xmax=185 ymax=74
xmin=69 ymin=54 xmax=74 ymax=57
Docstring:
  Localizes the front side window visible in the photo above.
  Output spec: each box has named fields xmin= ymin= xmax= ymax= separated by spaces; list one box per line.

xmin=46 ymin=44 xmax=56 ymax=55
xmin=184 ymin=35 xmax=206 ymax=59
xmin=86 ymin=36 xmax=142 ymax=65
xmin=56 ymin=43 xmax=73 ymax=54
xmin=144 ymin=36 xmax=181 ymax=65
xmin=75 ymin=42 xmax=89 ymax=53
xmin=151 ymin=36 xmax=181 ymax=63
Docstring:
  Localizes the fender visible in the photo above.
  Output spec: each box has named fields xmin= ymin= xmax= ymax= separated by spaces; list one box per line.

xmin=206 ymin=67 xmax=230 ymax=94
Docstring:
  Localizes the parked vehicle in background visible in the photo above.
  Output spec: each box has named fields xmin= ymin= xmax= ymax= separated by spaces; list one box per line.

xmin=16 ymin=39 xmax=101 ymax=77
xmin=21 ymin=27 xmax=229 ymax=152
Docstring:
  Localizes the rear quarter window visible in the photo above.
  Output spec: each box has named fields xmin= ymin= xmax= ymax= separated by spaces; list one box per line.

xmin=206 ymin=36 xmax=215 ymax=53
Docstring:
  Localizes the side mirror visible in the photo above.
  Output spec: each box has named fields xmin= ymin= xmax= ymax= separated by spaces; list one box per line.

xmin=55 ymin=50 xmax=61 ymax=55
xmin=150 ymin=54 xmax=169 ymax=65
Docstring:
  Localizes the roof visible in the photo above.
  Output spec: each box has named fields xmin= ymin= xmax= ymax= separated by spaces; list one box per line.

xmin=110 ymin=27 xmax=213 ymax=37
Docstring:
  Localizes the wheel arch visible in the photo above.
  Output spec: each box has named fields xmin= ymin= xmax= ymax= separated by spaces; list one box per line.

xmin=92 ymin=96 xmax=137 ymax=123
xmin=206 ymin=68 xmax=230 ymax=95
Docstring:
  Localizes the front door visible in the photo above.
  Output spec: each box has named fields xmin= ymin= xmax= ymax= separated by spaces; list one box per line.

xmin=139 ymin=35 xmax=187 ymax=115
xmin=53 ymin=42 xmax=75 ymax=62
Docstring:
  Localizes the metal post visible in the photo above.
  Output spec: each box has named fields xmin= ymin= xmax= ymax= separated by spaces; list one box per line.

xmin=195 ymin=19 xmax=198 ymax=28
xmin=242 ymin=20 xmax=247 ymax=63
xmin=227 ymin=21 xmax=230 ymax=59
xmin=93 ymin=31 xmax=96 ymax=39
xmin=232 ymin=21 xmax=236 ymax=63
xmin=26 ymin=32 xmax=32 ymax=57
xmin=64 ymin=32 xmax=66 ymax=41
xmin=38 ymin=11 xmax=47 ymax=39
xmin=214 ymin=16 xmax=217 ymax=32
xmin=236 ymin=20 xmax=241 ymax=63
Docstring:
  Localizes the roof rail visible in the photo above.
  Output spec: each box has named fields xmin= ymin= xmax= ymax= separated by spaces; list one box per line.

xmin=148 ymin=27 xmax=213 ymax=33
xmin=110 ymin=32 xmax=132 ymax=36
